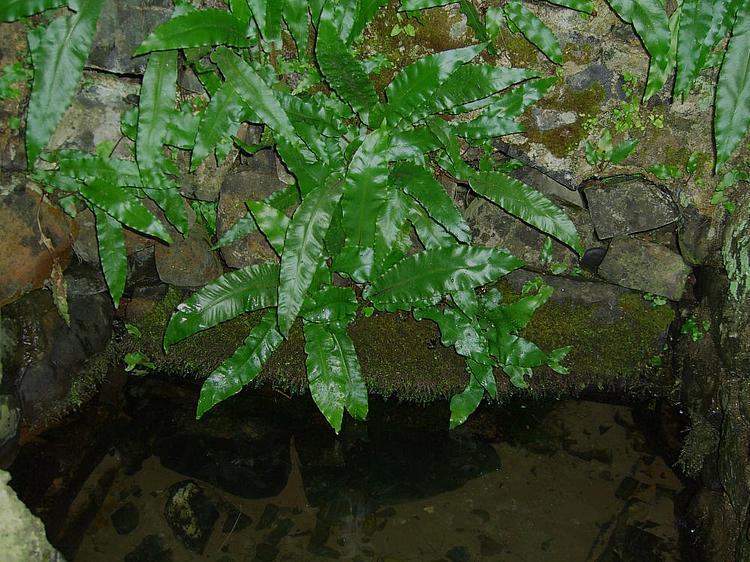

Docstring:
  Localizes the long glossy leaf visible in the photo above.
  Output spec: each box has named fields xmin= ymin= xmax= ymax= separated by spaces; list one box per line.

xmin=25 ymin=0 xmax=104 ymax=165
xmin=0 ymin=0 xmax=64 ymax=21
xmin=133 ymin=9 xmax=249 ymax=55
xmin=302 ymin=285 xmax=358 ymax=325
xmin=400 ymin=0 xmax=450 ymax=8
xmin=196 ymin=309 xmax=284 ymax=418
xmin=191 ymin=81 xmax=246 ymax=171
xmin=414 ymin=305 xmax=491 ymax=363
xmin=408 ymin=205 xmax=455 ymax=250
xmin=384 ymin=44 xmax=484 ymax=125
xmin=675 ymin=0 xmax=738 ymax=97
xmin=137 ymin=50 xmax=177 ymax=175
xmin=383 ymin=127 xmax=440 ymax=161
xmin=316 ymin=17 xmax=381 ymax=126
xmin=304 ymin=321 xmax=368 ymax=433
xmin=213 ymin=212 xmax=257 ymax=249
xmin=247 ymin=200 xmax=290 ymax=255
xmin=93 ymin=207 xmax=126 ymax=308
xmin=213 ymin=47 xmax=305 ymax=150
xmin=143 ymin=180 xmax=189 ymax=236
xmin=607 ymin=0 xmax=672 ymax=100
xmin=278 ymin=178 xmax=344 ymax=336
xmin=230 ymin=0 xmax=252 ymax=23
xmin=164 ymin=263 xmax=280 ymax=349
xmin=51 ymin=150 xmax=142 ymax=186
xmin=715 ymin=5 xmax=750 ymax=171
xmin=449 ymin=370 xmax=484 ymax=429
xmin=349 ymin=0 xmax=390 ymax=43
xmin=415 ymin=65 xmax=538 ymax=119
xmin=545 ymin=0 xmax=594 ymax=14
xmin=503 ymin=0 xmax=562 ymax=64
xmin=391 ymin=162 xmax=471 ymax=243
xmin=366 ymin=245 xmax=524 ymax=310
xmin=469 ymin=170 xmax=583 ymax=255
xmin=283 ymin=0 xmax=310 ymax=58
xmin=80 ymin=179 xmax=172 ymax=243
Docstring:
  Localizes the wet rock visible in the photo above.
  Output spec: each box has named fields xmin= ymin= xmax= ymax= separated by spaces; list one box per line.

xmin=255 ymin=542 xmax=279 ymax=561
xmin=124 ymin=534 xmax=172 ymax=562
xmin=48 ymin=72 xmax=138 ymax=154
xmin=567 ymin=63 xmax=619 ymax=99
xmin=155 ymin=222 xmax=223 ymax=287
xmin=0 ymin=182 xmax=76 ymax=306
xmin=581 ymin=247 xmax=607 ymax=271
xmin=678 ymin=207 xmax=721 ymax=267
xmin=217 ymin=158 xmax=287 ymax=268
xmin=597 ymin=236 xmax=691 ymax=300
xmin=511 ymin=166 xmax=584 ymax=208
xmin=154 ymin=432 xmax=291 ymax=499
xmin=479 ymin=535 xmax=505 ymax=557
xmin=446 ymin=545 xmax=471 ymax=562
xmin=0 ymin=395 xmax=20 ymax=468
xmin=584 ymin=178 xmax=678 ymax=239
xmin=3 ymin=287 xmax=113 ymax=428
xmin=222 ymin=509 xmax=252 ymax=533
xmin=87 ymin=0 xmax=173 ymax=75
xmin=595 ymin=524 xmax=668 ymax=562
xmin=464 ymin=196 xmax=595 ymax=271
xmin=164 ymin=480 xmax=218 ymax=554
xmin=111 ymin=501 xmax=140 ymax=535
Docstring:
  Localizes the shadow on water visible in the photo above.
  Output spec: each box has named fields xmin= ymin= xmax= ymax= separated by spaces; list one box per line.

xmin=9 ymin=376 xmax=688 ymax=561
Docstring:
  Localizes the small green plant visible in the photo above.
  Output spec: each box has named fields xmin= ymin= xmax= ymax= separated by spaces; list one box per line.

xmin=124 ymin=351 xmax=156 ymax=375
xmin=643 ymin=293 xmax=668 ymax=307
xmin=680 ymin=317 xmax=711 ymax=342
xmin=711 ymin=168 xmax=749 ymax=214
xmin=0 ymin=61 xmax=31 ymax=101
xmin=584 ymin=129 xmax=639 ymax=169
xmin=389 ymin=11 xmax=417 ymax=37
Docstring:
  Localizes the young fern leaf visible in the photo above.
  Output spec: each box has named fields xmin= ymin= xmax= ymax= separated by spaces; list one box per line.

xmin=247 ymin=200 xmax=290 ymax=255
xmin=715 ymin=4 xmax=750 ymax=172
xmin=283 ymin=0 xmax=311 ymax=59
xmin=133 ymin=9 xmax=250 ymax=55
xmin=192 ymin=81 xmax=246 ymax=171
xmin=164 ymin=263 xmax=280 ymax=350
xmin=92 ymin=207 xmax=127 ymax=308
xmin=0 ymin=0 xmax=65 ymax=21
xmin=316 ymin=17 xmax=382 ymax=127
xmin=449 ymin=370 xmax=485 ymax=429
xmin=503 ymin=0 xmax=563 ymax=65
xmin=277 ymin=178 xmax=344 ymax=336
xmin=25 ymin=0 xmax=104 ymax=166
xmin=196 ymin=309 xmax=284 ymax=418
xmin=469 ymin=170 xmax=584 ymax=256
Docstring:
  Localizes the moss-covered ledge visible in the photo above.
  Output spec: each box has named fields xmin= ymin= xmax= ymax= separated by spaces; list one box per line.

xmin=122 ymin=270 xmax=675 ymax=404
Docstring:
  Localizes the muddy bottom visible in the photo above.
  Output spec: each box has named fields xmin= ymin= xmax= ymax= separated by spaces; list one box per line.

xmin=10 ymin=379 xmax=685 ymax=561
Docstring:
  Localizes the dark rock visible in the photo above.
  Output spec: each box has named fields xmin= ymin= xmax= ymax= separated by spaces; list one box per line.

xmin=595 ymin=524 xmax=667 ymax=562
xmin=217 ymin=160 xmax=287 ymax=269
xmin=0 ymin=182 xmax=75 ymax=306
xmin=479 ymin=534 xmax=505 ymax=557
xmin=111 ymin=501 xmax=140 ymax=535
xmin=531 ymin=108 xmax=578 ymax=132
xmin=155 ymin=222 xmax=223 ymax=287
xmin=48 ymin=72 xmax=138 ymax=154
xmin=257 ymin=504 xmax=281 ymax=530
xmin=3 ymin=288 xmax=113 ymax=428
xmin=463 ymin=197 xmax=595 ymax=271
xmin=584 ymin=178 xmax=678 ymax=240
xmin=597 ymin=236 xmax=691 ymax=300
xmin=446 ymin=545 xmax=471 ymax=562
xmin=164 ymin=480 xmax=218 ymax=554
xmin=567 ymin=63 xmax=619 ymax=99
xmin=87 ymin=0 xmax=173 ymax=75
xmin=678 ymin=207 xmax=715 ymax=266
xmin=510 ymin=166 xmax=584 ymax=208
xmin=614 ymin=476 xmax=640 ymax=500
xmin=124 ymin=534 xmax=172 ymax=562
xmin=154 ymin=432 xmax=291 ymax=499
xmin=222 ymin=509 xmax=252 ymax=533
xmin=581 ymin=247 xmax=607 ymax=271
xmin=0 ymin=394 xmax=20 ymax=468
xmin=255 ymin=542 xmax=279 ymax=561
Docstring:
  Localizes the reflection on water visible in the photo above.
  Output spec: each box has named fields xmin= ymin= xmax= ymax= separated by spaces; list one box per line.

xmin=13 ymin=379 xmax=684 ymax=561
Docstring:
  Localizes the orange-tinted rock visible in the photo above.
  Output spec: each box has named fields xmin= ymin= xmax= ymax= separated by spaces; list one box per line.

xmin=0 ymin=183 xmax=76 ymax=306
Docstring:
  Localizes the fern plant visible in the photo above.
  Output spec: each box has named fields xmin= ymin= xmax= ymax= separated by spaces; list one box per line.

xmin=5 ymin=0 xmax=584 ymax=430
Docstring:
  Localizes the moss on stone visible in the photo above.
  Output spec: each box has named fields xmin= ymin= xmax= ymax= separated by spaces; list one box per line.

xmin=524 ymin=82 xmax=606 ymax=158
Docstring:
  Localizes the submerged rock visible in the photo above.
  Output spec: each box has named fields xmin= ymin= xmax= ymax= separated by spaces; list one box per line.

xmin=597 ymin=236 xmax=691 ymax=300
xmin=111 ymin=501 xmax=140 ymax=535
xmin=124 ymin=534 xmax=172 ymax=562
xmin=584 ymin=178 xmax=678 ymax=239
xmin=164 ymin=480 xmax=218 ymax=554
